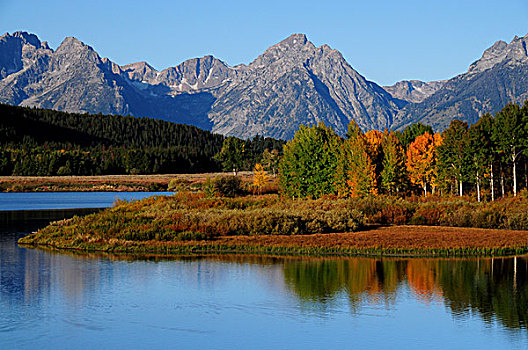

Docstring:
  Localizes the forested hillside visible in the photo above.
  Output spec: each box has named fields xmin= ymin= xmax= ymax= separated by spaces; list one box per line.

xmin=0 ymin=104 xmax=284 ymax=175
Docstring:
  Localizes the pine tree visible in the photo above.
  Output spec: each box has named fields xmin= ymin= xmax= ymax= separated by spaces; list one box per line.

xmin=398 ymin=123 xmax=434 ymax=150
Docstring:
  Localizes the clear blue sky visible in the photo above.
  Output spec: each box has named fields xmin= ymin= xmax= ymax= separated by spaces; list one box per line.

xmin=1 ymin=0 xmax=527 ymax=86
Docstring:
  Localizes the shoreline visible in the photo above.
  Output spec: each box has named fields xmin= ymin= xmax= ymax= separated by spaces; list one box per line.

xmin=0 ymin=173 xmax=254 ymax=192
xmin=19 ymin=225 xmax=528 ymax=258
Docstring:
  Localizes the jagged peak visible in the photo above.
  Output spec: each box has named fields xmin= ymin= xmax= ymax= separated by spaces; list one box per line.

xmin=168 ymin=55 xmax=230 ymax=73
xmin=489 ymin=40 xmax=508 ymax=50
xmin=318 ymin=43 xmax=345 ymax=61
xmin=122 ymin=61 xmax=157 ymax=72
xmin=280 ymin=33 xmax=308 ymax=46
xmin=1 ymin=31 xmax=42 ymax=48
xmin=270 ymin=33 xmax=312 ymax=52
xmin=248 ymin=33 xmax=316 ymax=67
xmin=468 ymin=34 xmax=528 ymax=74
xmin=57 ymin=36 xmax=94 ymax=52
xmin=188 ymin=55 xmax=225 ymax=63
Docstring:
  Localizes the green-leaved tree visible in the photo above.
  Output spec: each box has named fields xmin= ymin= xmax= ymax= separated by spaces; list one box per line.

xmin=279 ymin=123 xmax=340 ymax=198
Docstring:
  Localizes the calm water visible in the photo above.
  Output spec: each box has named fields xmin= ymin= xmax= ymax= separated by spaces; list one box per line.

xmin=1 ymin=193 xmax=528 ymax=349
xmin=0 ymin=191 xmax=173 ymax=211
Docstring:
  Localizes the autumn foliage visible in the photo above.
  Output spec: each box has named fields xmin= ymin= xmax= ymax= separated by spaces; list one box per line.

xmin=406 ymin=132 xmax=442 ymax=196
xmin=280 ymin=122 xmax=407 ymax=198
xmin=279 ymin=101 xmax=528 ymax=200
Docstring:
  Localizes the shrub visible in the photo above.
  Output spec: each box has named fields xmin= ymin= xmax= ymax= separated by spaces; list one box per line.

xmin=323 ymin=208 xmax=364 ymax=232
xmin=410 ymin=206 xmax=444 ymax=226
xmin=213 ymin=176 xmax=243 ymax=197
xmin=202 ymin=177 xmax=216 ymax=198
xmin=177 ymin=231 xmax=212 ymax=241
xmin=505 ymin=211 xmax=528 ymax=230
xmin=168 ymin=178 xmax=190 ymax=191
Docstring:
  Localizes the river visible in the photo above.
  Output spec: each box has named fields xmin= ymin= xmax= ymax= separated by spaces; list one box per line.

xmin=1 ymin=192 xmax=528 ymax=349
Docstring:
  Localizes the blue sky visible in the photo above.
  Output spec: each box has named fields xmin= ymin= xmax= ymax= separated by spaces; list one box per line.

xmin=1 ymin=0 xmax=527 ymax=86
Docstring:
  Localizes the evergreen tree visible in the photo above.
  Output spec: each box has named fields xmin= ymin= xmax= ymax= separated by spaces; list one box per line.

xmin=398 ymin=123 xmax=434 ymax=150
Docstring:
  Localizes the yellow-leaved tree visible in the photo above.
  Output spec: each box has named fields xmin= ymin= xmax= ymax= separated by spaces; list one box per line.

xmin=406 ymin=132 xmax=442 ymax=196
xmin=253 ymin=163 xmax=268 ymax=195
xmin=335 ymin=121 xmax=377 ymax=197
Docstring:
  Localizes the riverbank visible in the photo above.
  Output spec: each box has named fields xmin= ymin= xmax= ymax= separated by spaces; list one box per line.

xmin=18 ymin=225 xmax=528 ymax=257
xmin=0 ymin=173 xmax=253 ymax=192
xmin=18 ymin=192 xmax=528 ymax=257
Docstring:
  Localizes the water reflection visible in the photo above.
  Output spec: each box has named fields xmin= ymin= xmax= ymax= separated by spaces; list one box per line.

xmin=282 ymin=257 xmax=528 ymax=330
xmin=2 ymin=216 xmax=528 ymax=347
xmin=8 ymin=242 xmax=528 ymax=331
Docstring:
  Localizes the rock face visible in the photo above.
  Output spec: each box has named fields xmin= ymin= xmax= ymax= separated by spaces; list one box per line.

xmin=384 ymin=80 xmax=445 ymax=104
xmin=0 ymin=32 xmax=403 ymax=139
xmin=392 ymin=34 xmax=528 ymax=130
xmin=0 ymin=33 xmax=215 ymax=130
xmin=1 ymin=31 xmax=528 ymax=137
xmin=208 ymin=34 xmax=403 ymax=139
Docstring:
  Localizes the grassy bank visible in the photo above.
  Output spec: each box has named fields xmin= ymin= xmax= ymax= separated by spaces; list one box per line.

xmin=18 ymin=192 xmax=528 ymax=257
xmin=0 ymin=172 xmax=254 ymax=192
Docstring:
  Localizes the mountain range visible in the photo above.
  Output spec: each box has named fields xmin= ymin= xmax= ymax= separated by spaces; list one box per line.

xmin=1 ymin=31 xmax=527 ymax=139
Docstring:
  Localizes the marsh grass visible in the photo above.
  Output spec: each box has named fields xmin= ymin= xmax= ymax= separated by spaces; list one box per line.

xmin=18 ymin=192 xmax=528 ymax=257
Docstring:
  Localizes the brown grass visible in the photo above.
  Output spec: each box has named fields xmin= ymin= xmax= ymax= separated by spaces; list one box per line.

xmin=0 ymin=172 xmax=254 ymax=192
xmin=20 ymin=225 xmax=528 ymax=257
xmin=169 ymin=225 xmax=528 ymax=253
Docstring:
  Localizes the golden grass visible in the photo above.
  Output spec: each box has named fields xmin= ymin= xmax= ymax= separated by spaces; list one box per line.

xmin=0 ymin=172 xmax=254 ymax=192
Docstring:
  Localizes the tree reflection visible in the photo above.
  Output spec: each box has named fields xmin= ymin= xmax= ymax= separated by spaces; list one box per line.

xmin=282 ymin=256 xmax=528 ymax=329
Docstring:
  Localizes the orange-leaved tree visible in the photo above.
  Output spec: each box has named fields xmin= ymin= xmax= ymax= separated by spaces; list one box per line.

xmin=335 ymin=121 xmax=377 ymax=197
xmin=365 ymin=129 xmax=384 ymax=189
xmin=406 ymin=132 xmax=442 ymax=196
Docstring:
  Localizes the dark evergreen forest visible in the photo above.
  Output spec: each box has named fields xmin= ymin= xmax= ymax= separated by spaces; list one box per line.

xmin=0 ymin=104 xmax=284 ymax=175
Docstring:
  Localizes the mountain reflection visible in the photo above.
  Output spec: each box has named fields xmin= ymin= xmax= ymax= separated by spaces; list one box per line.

xmin=282 ymin=256 xmax=528 ymax=329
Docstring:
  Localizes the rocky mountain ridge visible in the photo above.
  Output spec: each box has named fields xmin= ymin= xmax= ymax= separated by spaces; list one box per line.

xmin=392 ymin=33 xmax=528 ymax=130
xmin=1 ymin=31 xmax=528 ymax=138
xmin=384 ymin=80 xmax=445 ymax=103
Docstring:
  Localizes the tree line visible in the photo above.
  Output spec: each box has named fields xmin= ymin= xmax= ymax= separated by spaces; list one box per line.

xmin=0 ymin=104 xmax=284 ymax=175
xmin=279 ymin=101 xmax=528 ymax=200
